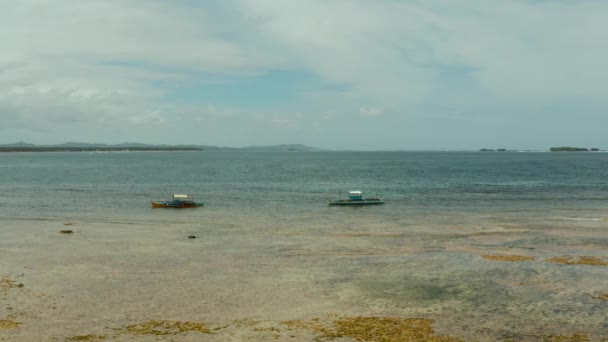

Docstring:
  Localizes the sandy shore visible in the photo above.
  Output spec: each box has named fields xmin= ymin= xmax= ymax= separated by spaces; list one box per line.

xmin=1 ymin=212 xmax=608 ymax=341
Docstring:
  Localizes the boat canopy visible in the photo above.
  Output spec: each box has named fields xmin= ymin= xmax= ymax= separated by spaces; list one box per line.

xmin=348 ymin=191 xmax=363 ymax=200
xmin=172 ymin=194 xmax=191 ymax=199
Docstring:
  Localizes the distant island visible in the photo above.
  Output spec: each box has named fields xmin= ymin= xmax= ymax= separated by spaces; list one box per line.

xmin=480 ymin=148 xmax=507 ymax=152
xmin=0 ymin=142 xmax=323 ymax=153
xmin=550 ymin=147 xmax=600 ymax=152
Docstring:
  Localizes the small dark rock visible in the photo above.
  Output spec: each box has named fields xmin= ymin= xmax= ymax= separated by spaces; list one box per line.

xmin=188 ymin=235 xmax=196 ymax=239
xmin=60 ymin=230 xmax=74 ymax=234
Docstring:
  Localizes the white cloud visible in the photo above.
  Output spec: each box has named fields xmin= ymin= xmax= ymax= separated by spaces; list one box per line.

xmin=238 ymin=0 xmax=608 ymax=105
xmin=359 ymin=107 xmax=382 ymax=117
xmin=0 ymin=0 xmax=279 ymax=134
xmin=0 ymin=0 xmax=607 ymax=148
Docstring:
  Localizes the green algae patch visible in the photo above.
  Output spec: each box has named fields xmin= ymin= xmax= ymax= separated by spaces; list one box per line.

xmin=547 ymin=256 xmax=608 ymax=266
xmin=0 ymin=320 xmax=21 ymax=329
xmin=125 ymin=320 xmax=211 ymax=335
xmin=481 ymin=254 xmax=535 ymax=262
xmin=283 ymin=316 xmax=462 ymax=342
xmin=65 ymin=334 xmax=106 ymax=341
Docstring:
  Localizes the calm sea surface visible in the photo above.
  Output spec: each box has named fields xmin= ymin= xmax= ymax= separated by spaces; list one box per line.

xmin=2 ymin=151 xmax=608 ymax=221
xmin=1 ymin=151 xmax=608 ymax=340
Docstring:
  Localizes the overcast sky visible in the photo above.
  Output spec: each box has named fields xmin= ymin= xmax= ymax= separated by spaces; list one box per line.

xmin=1 ymin=0 xmax=607 ymax=150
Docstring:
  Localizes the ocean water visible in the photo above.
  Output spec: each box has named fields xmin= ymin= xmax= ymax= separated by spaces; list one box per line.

xmin=2 ymin=151 xmax=608 ymax=220
xmin=1 ymin=151 xmax=608 ymax=340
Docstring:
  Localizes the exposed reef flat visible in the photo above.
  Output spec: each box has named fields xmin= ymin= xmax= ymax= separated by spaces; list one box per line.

xmin=1 ymin=212 xmax=607 ymax=341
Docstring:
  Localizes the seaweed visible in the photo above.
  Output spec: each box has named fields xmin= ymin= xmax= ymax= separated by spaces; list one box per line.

xmin=0 ymin=276 xmax=24 ymax=289
xmin=65 ymin=334 xmax=106 ymax=341
xmin=283 ymin=316 xmax=462 ymax=341
xmin=125 ymin=320 xmax=211 ymax=335
xmin=594 ymin=293 xmax=608 ymax=301
xmin=547 ymin=256 xmax=608 ymax=266
xmin=0 ymin=275 xmax=24 ymax=295
xmin=253 ymin=326 xmax=281 ymax=339
xmin=0 ymin=320 xmax=21 ymax=329
xmin=527 ymin=334 xmax=589 ymax=341
xmin=481 ymin=254 xmax=535 ymax=262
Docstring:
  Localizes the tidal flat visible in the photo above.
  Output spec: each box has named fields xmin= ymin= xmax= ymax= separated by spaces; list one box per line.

xmin=1 ymin=208 xmax=607 ymax=341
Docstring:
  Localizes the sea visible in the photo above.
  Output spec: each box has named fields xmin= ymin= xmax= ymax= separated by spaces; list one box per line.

xmin=1 ymin=151 xmax=608 ymax=340
xmin=3 ymin=151 xmax=608 ymax=221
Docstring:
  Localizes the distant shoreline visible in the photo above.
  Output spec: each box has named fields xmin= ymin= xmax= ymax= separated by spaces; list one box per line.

xmin=0 ymin=147 xmax=203 ymax=152
xmin=0 ymin=142 xmax=323 ymax=152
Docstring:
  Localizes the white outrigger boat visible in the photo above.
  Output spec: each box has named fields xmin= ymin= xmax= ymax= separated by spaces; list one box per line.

xmin=151 ymin=194 xmax=204 ymax=208
xmin=328 ymin=191 xmax=384 ymax=206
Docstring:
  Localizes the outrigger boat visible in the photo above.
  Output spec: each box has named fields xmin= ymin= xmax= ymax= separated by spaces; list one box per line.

xmin=329 ymin=191 xmax=384 ymax=206
xmin=151 ymin=194 xmax=204 ymax=208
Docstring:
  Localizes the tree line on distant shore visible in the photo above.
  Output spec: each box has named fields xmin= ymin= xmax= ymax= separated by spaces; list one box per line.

xmin=0 ymin=146 xmax=203 ymax=152
xmin=550 ymin=147 xmax=600 ymax=152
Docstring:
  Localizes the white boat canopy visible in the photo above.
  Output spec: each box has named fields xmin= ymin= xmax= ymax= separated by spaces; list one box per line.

xmin=172 ymin=194 xmax=191 ymax=199
xmin=348 ymin=191 xmax=362 ymax=195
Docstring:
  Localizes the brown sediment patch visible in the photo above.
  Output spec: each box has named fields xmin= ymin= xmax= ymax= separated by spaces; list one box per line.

xmin=125 ymin=320 xmax=211 ymax=335
xmin=253 ymin=326 xmax=281 ymax=340
xmin=547 ymin=256 xmax=608 ymax=266
xmin=283 ymin=316 xmax=462 ymax=342
xmin=231 ymin=318 xmax=261 ymax=328
xmin=1 ymin=275 xmax=24 ymax=295
xmin=0 ymin=275 xmax=24 ymax=289
xmin=528 ymin=334 xmax=590 ymax=342
xmin=594 ymin=293 xmax=608 ymax=301
xmin=288 ymin=252 xmax=411 ymax=257
xmin=0 ymin=320 xmax=21 ymax=329
xmin=60 ymin=230 xmax=74 ymax=234
xmin=65 ymin=334 xmax=106 ymax=341
xmin=330 ymin=233 xmax=409 ymax=238
xmin=481 ymin=254 xmax=535 ymax=262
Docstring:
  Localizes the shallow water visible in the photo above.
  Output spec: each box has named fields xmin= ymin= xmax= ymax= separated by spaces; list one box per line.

xmin=1 ymin=151 xmax=607 ymax=340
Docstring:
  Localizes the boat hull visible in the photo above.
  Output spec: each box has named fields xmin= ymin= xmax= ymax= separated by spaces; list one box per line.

xmin=151 ymin=201 xmax=204 ymax=208
xmin=328 ymin=199 xmax=384 ymax=206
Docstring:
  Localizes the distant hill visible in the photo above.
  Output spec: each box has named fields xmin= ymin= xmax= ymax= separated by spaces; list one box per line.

xmin=0 ymin=142 xmax=324 ymax=152
xmin=241 ymin=144 xmax=323 ymax=151
xmin=0 ymin=141 xmax=38 ymax=147
xmin=0 ymin=142 xmax=202 ymax=152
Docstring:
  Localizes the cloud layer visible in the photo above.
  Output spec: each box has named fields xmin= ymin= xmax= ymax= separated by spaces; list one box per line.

xmin=1 ymin=0 xmax=607 ymax=149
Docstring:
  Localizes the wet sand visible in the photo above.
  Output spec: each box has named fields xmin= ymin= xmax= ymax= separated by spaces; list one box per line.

xmin=1 ymin=210 xmax=608 ymax=341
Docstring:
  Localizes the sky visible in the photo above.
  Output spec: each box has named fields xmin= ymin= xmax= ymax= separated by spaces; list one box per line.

xmin=1 ymin=0 xmax=607 ymax=150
